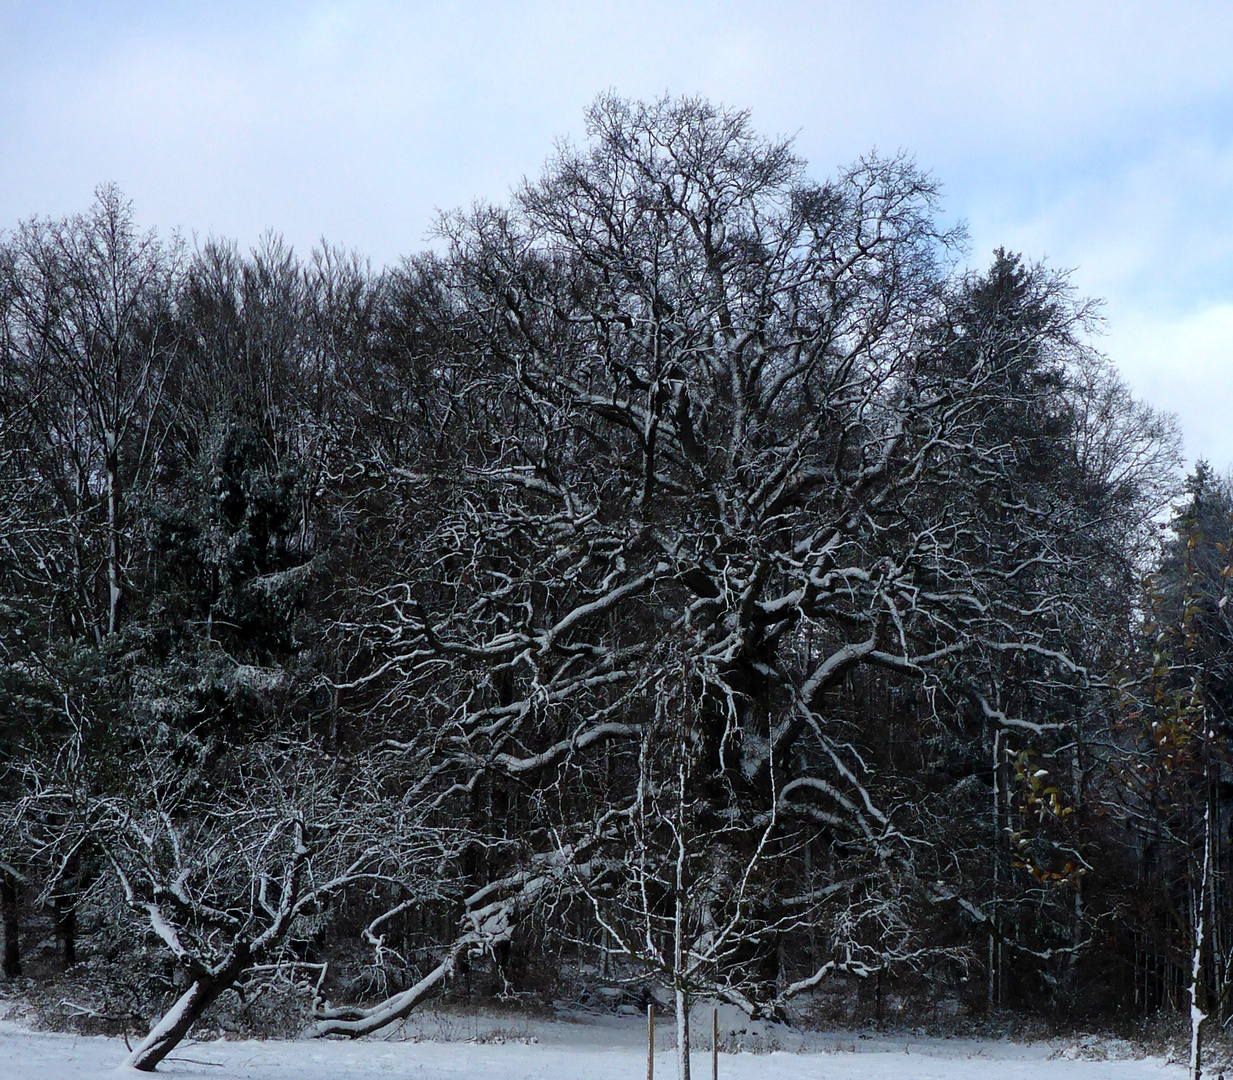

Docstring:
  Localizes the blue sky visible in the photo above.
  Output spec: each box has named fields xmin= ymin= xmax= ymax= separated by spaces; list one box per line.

xmin=2 ymin=1 xmax=1231 ymax=472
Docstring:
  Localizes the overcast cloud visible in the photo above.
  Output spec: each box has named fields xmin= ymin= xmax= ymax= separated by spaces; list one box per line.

xmin=2 ymin=0 xmax=1231 ymax=472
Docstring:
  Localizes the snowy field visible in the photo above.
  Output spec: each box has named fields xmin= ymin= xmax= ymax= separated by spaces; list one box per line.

xmin=0 ymin=1011 xmax=1188 ymax=1080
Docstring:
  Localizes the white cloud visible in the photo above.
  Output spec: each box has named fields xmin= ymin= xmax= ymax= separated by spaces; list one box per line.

xmin=1103 ymin=304 xmax=1233 ymax=471
xmin=2 ymin=0 xmax=1233 ymax=464
xmin=966 ymin=136 xmax=1233 ymax=301
xmin=959 ymin=131 xmax=1233 ymax=473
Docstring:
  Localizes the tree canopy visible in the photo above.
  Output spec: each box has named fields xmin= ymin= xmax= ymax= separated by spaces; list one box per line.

xmin=0 ymin=96 xmax=1215 ymax=1075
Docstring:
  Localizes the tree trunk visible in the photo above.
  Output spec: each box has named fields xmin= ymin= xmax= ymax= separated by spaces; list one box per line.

xmin=675 ymin=985 xmax=691 ymax=1080
xmin=124 ymin=974 xmax=232 ymax=1072
xmin=105 ymin=439 xmax=121 ymax=636
xmin=1060 ymin=738 xmax=1086 ymax=1010
xmin=1189 ymin=801 xmax=1212 ymax=1080
xmin=988 ymin=728 xmax=1000 ymax=1012
xmin=0 ymin=875 xmax=20 ymax=978
xmin=126 ymin=944 xmax=251 ymax=1072
xmin=55 ymin=894 xmax=76 ymax=969
xmin=673 ymin=757 xmax=690 ymax=1080
xmin=313 ymin=943 xmax=458 ymax=1037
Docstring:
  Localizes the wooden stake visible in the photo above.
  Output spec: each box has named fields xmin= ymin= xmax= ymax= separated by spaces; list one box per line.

xmin=711 ymin=1007 xmax=718 ymax=1080
xmin=647 ymin=1002 xmax=654 ymax=1080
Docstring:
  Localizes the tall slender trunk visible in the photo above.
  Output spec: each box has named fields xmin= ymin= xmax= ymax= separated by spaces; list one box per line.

xmin=988 ymin=728 xmax=1000 ymax=1011
xmin=1189 ymin=800 xmax=1212 ymax=1080
xmin=105 ymin=435 xmax=121 ymax=636
xmin=1063 ymin=737 xmax=1085 ymax=1007
xmin=675 ymin=984 xmax=691 ymax=1080
xmin=55 ymin=893 xmax=76 ymax=968
xmin=0 ymin=875 xmax=20 ymax=978
xmin=674 ymin=758 xmax=690 ymax=1080
xmin=1215 ymin=795 xmax=1228 ymax=1028
xmin=674 ymin=885 xmax=691 ymax=1080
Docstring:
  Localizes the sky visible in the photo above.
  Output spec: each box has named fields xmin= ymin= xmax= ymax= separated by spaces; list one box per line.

xmin=1 ymin=0 xmax=1231 ymax=473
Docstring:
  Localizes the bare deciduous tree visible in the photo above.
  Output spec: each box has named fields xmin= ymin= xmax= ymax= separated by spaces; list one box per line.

xmin=322 ymin=97 xmax=1180 ymax=1066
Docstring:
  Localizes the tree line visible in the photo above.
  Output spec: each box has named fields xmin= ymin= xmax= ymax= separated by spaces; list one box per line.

xmin=0 ymin=95 xmax=1228 ymax=1077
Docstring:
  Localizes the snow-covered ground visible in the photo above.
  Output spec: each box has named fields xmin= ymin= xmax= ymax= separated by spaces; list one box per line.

xmin=0 ymin=1010 xmax=1187 ymax=1079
